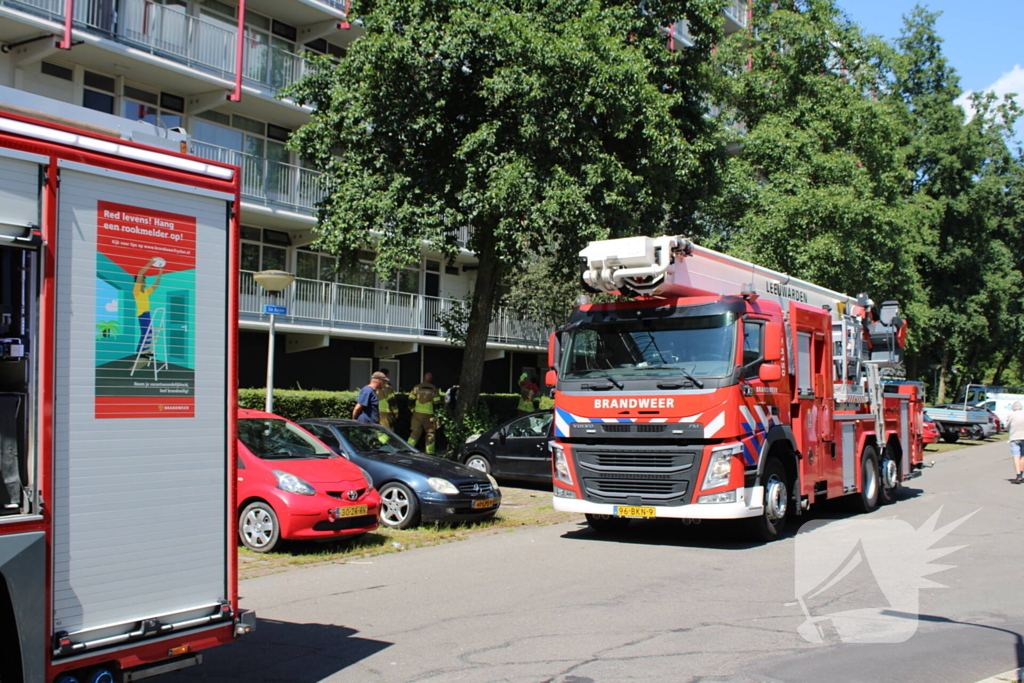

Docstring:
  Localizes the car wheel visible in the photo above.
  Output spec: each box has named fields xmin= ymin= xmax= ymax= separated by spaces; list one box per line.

xmin=379 ymin=482 xmax=421 ymax=530
xmin=585 ymin=513 xmax=630 ymax=534
xmin=240 ymin=501 xmax=283 ymax=553
xmin=942 ymin=431 xmax=959 ymax=444
xmin=465 ymin=453 xmax=492 ymax=475
xmin=851 ymin=446 xmax=880 ymax=513
xmin=747 ymin=457 xmax=788 ymax=542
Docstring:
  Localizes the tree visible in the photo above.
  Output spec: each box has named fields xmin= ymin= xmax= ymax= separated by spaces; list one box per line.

xmin=701 ymin=0 xmax=925 ymax=318
xmin=285 ymin=0 xmax=724 ymax=418
xmin=889 ymin=7 xmax=1023 ymax=401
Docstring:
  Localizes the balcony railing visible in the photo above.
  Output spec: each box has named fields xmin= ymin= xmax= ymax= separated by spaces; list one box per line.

xmin=0 ymin=0 xmax=317 ymax=90
xmin=240 ymin=272 xmax=549 ymax=348
xmin=723 ymin=0 xmax=749 ymax=33
xmin=191 ymin=141 xmax=325 ymax=212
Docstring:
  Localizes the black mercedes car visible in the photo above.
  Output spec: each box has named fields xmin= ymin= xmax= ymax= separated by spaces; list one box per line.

xmin=461 ymin=411 xmax=553 ymax=484
xmin=298 ymin=419 xmax=501 ymax=529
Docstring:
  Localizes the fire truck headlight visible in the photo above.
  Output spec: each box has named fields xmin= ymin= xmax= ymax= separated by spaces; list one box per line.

xmin=550 ymin=441 xmax=573 ymax=486
xmin=701 ymin=444 xmax=742 ymax=491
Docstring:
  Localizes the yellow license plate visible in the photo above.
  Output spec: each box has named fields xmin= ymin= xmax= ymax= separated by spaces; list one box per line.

xmin=335 ymin=505 xmax=368 ymax=518
xmin=472 ymin=498 xmax=498 ymax=509
xmin=615 ymin=506 xmax=656 ymax=518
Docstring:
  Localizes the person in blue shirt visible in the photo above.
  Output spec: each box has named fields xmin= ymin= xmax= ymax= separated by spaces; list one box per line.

xmin=352 ymin=372 xmax=386 ymax=423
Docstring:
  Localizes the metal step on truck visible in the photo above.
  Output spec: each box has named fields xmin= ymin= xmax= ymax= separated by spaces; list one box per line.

xmin=547 ymin=235 xmax=924 ymax=541
xmin=0 ymin=96 xmax=252 ymax=683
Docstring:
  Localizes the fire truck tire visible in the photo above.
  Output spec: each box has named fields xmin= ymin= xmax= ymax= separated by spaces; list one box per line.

xmin=585 ymin=514 xmax=630 ymax=534
xmin=239 ymin=501 xmax=283 ymax=553
xmin=747 ymin=458 xmax=788 ymax=542
xmin=878 ymin=450 xmax=899 ymax=506
xmin=852 ymin=447 xmax=880 ymax=513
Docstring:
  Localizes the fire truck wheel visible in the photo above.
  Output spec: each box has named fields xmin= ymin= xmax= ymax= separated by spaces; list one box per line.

xmin=878 ymin=452 xmax=899 ymax=505
xmin=748 ymin=458 xmax=788 ymax=542
xmin=240 ymin=501 xmax=283 ymax=553
xmin=586 ymin=514 xmax=630 ymax=534
xmin=852 ymin=447 xmax=880 ymax=513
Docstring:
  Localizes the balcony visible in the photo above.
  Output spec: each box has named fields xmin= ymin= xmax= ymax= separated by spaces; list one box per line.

xmin=240 ymin=272 xmax=549 ymax=348
xmin=723 ymin=0 xmax=749 ymax=34
xmin=191 ymin=141 xmax=324 ymax=212
xmin=1 ymin=0 xmax=319 ymax=92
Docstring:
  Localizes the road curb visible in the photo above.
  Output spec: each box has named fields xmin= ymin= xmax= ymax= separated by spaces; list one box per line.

xmin=975 ymin=668 xmax=1023 ymax=683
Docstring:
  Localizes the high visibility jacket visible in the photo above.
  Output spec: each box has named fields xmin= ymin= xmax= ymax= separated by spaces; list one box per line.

xmin=376 ymin=380 xmax=396 ymax=414
xmin=409 ymin=382 xmax=440 ymax=414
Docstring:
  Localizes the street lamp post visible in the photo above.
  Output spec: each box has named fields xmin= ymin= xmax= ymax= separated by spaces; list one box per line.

xmin=253 ymin=269 xmax=295 ymax=413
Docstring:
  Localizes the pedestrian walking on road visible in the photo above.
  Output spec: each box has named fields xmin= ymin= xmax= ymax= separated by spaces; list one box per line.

xmin=353 ymin=372 xmax=386 ymax=424
xmin=1006 ymin=401 xmax=1024 ymax=483
xmin=376 ymin=368 xmax=399 ymax=430
xmin=408 ymin=372 xmax=441 ymax=454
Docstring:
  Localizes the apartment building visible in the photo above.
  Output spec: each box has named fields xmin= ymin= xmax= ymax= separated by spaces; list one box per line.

xmin=0 ymin=0 xmax=748 ymax=394
xmin=0 ymin=0 xmax=555 ymax=394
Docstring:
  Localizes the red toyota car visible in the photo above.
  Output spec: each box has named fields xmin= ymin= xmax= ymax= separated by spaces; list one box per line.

xmin=236 ymin=408 xmax=381 ymax=552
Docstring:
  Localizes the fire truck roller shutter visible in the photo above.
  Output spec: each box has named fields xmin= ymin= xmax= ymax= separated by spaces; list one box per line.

xmin=52 ymin=163 xmax=231 ymax=648
xmin=0 ymin=149 xmax=42 ymax=243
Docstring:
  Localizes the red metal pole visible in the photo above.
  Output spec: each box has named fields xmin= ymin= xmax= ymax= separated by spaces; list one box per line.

xmin=59 ymin=0 xmax=74 ymax=49
xmin=228 ymin=0 xmax=246 ymax=101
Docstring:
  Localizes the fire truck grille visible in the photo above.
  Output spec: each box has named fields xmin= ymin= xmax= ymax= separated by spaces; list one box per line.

xmin=603 ymin=424 xmax=631 ymax=432
xmin=574 ymin=446 xmax=698 ymax=506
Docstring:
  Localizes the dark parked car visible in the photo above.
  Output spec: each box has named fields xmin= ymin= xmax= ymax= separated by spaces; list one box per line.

xmin=298 ymin=419 xmax=501 ymax=529
xmin=461 ymin=411 xmax=553 ymax=484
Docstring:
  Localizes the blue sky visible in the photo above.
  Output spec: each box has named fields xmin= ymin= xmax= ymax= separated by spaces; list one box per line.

xmin=836 ymin=1 xmax=1024 ymax=140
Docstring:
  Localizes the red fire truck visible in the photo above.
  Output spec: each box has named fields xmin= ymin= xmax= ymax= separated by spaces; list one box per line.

xmin=0 ymin=108 xmax=252 ymax=682
xmin=548 ymin=235 xmax=923 ymax=541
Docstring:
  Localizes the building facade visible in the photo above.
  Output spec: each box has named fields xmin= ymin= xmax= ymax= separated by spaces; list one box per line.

xmin=0 ymin=0 xmax=552 ymax=395
xmin=0 ymin=0 xmax=748 ymax=395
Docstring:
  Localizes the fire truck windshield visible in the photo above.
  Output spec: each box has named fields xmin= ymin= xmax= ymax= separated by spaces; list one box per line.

xmin=562 ymin=313 xmax=737 ymax=381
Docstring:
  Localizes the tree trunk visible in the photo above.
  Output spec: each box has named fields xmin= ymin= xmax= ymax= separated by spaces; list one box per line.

xmin=456 ymin=226 xmax=502 ymax=421
xmin=992 ymin=352 xmax=1010 ymax=387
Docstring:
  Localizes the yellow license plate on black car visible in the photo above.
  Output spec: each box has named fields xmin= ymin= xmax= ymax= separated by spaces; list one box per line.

xmin=473 ymin=498 xmax=498 ymax=509
xmin=615 ymin=506 xmax=655 ymax=518
xmin=335 ymin=505 xmax=368 ymax=518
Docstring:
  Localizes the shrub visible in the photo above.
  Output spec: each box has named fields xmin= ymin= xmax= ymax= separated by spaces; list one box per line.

xmin=238 ymin=388 xmax=359 ymax=421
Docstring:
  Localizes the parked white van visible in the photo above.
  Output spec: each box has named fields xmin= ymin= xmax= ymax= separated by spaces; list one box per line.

xmin=976 ymin=395 xmax=1024 ymax=431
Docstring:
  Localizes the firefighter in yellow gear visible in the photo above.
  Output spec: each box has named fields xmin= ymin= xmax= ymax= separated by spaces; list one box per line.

xmin=518 ymin=372 xmax=539 ymax=415
xmin=375 ymin=369 xmax=399 ymax=430
xmin=408 ymin=372 xmax=441 ymax=454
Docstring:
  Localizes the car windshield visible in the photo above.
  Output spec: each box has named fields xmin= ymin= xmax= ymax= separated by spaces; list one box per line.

xmin=562 ymin=313 xmax=737 ymax=380
xmin=338 ymin=425 xmax=419 ymax=456
xmin=238 ymin=418 xmax=332 ymax=459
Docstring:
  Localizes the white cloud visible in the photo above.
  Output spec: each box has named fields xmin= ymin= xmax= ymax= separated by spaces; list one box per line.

xmin=104 ymin=299 xmax=118 ymax=313
xmin=955 ymin=65 xmax=1024 ymax=140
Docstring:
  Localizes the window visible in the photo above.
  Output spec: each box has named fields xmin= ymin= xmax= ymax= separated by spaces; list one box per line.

xmin=506 ymin=413 xmax=552 ymax=438
xmin=296 ymin=249 xmax=338 ymax=282
xmin=742 ymin=320 xmax=764 ymax=379
xmin=303 ymin=424 xmax=340 ymax=450
xmin=304 ymin=38 xmax=346 ymax=59
xmin=241 ymin=226 xmax=291 ymax=272
xmin=122 ymin=85 xmax=183 ymax=129
xmin=41 ymin=61 xmax=72 ymax=81
xmin=82 ymin=70 xmax=115 ymax=114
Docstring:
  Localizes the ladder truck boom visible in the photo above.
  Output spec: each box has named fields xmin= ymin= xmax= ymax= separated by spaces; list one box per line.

xmin=580 ymin=235 xmax=857 ymax=316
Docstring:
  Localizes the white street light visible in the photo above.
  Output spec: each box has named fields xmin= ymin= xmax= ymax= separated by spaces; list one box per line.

xmin=253 ymin=269 xmax=295 ymax=413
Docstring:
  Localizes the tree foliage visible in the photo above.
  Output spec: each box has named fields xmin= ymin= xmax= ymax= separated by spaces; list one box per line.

xmin=285 ymin=0 xmax=725 ymax=416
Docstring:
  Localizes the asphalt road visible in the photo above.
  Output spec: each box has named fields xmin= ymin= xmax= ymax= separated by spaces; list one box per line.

xmin=166 ymin=440 xmax=1024 ymax=683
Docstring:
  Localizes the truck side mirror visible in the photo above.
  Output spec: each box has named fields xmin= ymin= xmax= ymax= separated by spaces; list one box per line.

xmin=759 ymin=363 xmax=782 ymax=382
xmin=548 ymin=332 xmax=560 ymax=369
xmin=545 ymin=369 xmax=558 ymax=386
xmin=764 ymin=322 xmax=783 ymax=362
